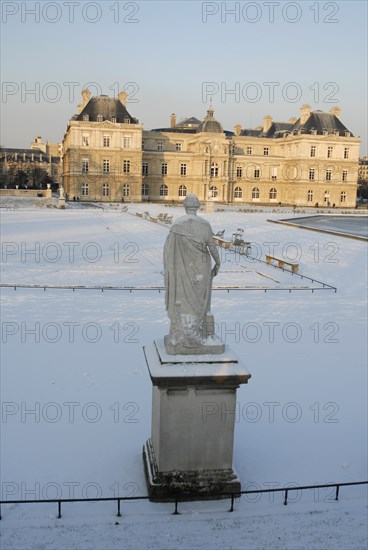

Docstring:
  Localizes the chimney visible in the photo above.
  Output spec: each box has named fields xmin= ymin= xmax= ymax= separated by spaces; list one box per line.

xmin=300 ymin=104 xmax=311 ymax=125
xmin=330 ymin=106 xmax=341 ymax=119
xmin=118 ymin=91 xmax=128 ymax=107
xmin=234 ymin=124 xmax=242 ymax=136
xmin=170 ymin=113 xmax=176 ymax=128
xmin=263 ymin=115 xmax=272 ymax=132
xmin=77 ymin=89 xmax=91 ymax=114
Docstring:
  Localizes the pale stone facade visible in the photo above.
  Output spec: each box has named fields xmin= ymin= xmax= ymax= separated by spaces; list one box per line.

xmin=0 ymin=140 xmax=61 ymax=189
xmin=62 ymin=92 xmax=360 ymax=208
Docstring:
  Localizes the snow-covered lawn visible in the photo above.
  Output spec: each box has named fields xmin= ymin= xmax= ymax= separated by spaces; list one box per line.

xmin=1 ymin=202 xmax=367 ymax=549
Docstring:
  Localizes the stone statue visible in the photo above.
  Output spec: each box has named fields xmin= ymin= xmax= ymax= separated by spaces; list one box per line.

xmin=163 ymin=194 xmax=224 ymax=355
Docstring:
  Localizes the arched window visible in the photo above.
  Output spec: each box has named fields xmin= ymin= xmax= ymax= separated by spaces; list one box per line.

xmin=254 ymin=166 xmax=260 ymax=178
xmin=211 ymin=163 xmax=219 ymax=177
xmin=340 ymin=191 xmax=346 ymax=203
xmin=102 ymin=183 xmax=109 ymax=196
xmin=209 ymin=186 xmax=218 ymax=198
xmin=269 ymin=187 xmax=277 ymax=200
xmin=97 ymin=114 xmax=103 ymax=122
xmin=252 ymin=187 xmax=260 ymax=199
xmin=82 ymin=183 xmax=89 ymax=196
xmin=178 ymin=185 xmax=187 ymax=197
xmin=307 ymin=190 xmax=313 ymax=202
xmin=123 ymin=184 xmax=130 ymax=197
xmin=234 ymin=187 xmax=243 ymax=199
xmin=160 ymin=184 xmax=168 ymax=197
xmin=142 ymin=183 xmax=149 ymax=196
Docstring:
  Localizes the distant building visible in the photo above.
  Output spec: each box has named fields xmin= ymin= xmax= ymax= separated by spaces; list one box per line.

xmin=0 ymin=137 xmax=61 ymax=188
xmin=358 ymin=156 xmax=368 ymax=182
xmin=62 ymin=91 xmax=360 ymax=207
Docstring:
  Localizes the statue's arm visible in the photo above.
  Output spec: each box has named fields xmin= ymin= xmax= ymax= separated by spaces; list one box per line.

xmin=208 ymin=239 xmax=221 ymax=277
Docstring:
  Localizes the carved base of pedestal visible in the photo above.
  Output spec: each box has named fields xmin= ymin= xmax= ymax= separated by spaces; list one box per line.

xmin=143 ymin=439 xmax=241 ymax=502
xmin=164 ymin=334 xmax=225 ymax=355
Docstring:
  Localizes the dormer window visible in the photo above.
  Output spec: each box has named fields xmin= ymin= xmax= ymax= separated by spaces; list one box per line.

xmin=83 ymin=114 xmax=89 ymax=122
xmin=322 ymin=129 xmax=328 ymax=136
xmin=334 ymin=130 xmax=339 ymax=136
xmin=345 ymin=131 xmax=351 ymax=137
xmin=97 ymin=114 xmax=103 ymax=122
xmin=124 ymin=117 xmax=130 ymax=124
xmin=111 ymin=116 xmax=116 ymax=123
xmin=311 ymin=128 xmax=317 ymax=135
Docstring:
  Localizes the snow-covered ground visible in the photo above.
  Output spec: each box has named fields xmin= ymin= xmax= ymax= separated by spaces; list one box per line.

xmin=1 ymin=201 xmax=367 ymax=549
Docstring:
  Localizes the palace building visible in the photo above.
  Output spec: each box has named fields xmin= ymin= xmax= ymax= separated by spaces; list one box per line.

xmin=62 ymin=90 xmax=360 ymax=207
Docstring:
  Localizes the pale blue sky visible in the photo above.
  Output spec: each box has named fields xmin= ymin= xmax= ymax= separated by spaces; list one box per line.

xmin=1 ymin=0 xmax=367 ymax=152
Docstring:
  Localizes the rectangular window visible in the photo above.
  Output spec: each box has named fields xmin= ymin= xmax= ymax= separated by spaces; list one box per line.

xmin=344 ymin=147 xmax=349 ymax=159
xmin=123 ymin=160 xmax=130 ymax=173
xmin=263 ymin=147 xmax=269 ymax=156
xmin=309 ymin=168 xmax=315 ymax=180
xmin=157 ymin=141 xmax=163 ymax=151
xmin=236 ymin=166 xmax=243 ymax=178
xmin=327 ymin=146 xmax=333 ymax=158
xmin=310 ymin=145 xmax=316 ymax=157
xmin=82 ymin=159 xmax=89 ymax=173
xmin=180 ymin=163 xmax=187 ymax=176
xmin=162 ymin=163 xmax=167 ymax=176
xmin=326 ymin=169 xmax=332 ymax=181
xmin=254 ymin=168 xmax=260 ymax=178
xmin=82 ymin=135 xmax=89 ymax=147
xmin=246 ymin=146 xmax=253 ymax=155
xmin=176 ymin=143 xmax=182 ymax=151
xmin=124 ymin=136 xmax=131 ymax=149
xmin=103 ymin=136 xmax=110 ymax=147
xmin=103 ymin=159 xmax=110 ymax=173
xmin=142 ymin=162 xmax=148 ymax=176
xmin=342 ymin=170 xmax=348 ymax=181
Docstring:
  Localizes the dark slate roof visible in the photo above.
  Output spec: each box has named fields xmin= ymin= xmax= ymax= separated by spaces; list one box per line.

xmin=177 ymin=117 xmax=201 ymax=127
xmin=150 ymin=128 xmax=197 ymax=134
xmin=197 ymin=108 xmax=224 ymax=134
xmin=75 ymin=96 xmax=138 ymax=123
xmin=240 ymin=129 xmax=263 ymax=137
xmin=290 ymin=111 xmax=353 ymax=136
xmin=239 ymin=111 xmax=353 ymax=139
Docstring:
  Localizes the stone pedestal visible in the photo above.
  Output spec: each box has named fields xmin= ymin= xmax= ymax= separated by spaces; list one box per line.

xmin=143 ymin=339 xmax=251 ymax=501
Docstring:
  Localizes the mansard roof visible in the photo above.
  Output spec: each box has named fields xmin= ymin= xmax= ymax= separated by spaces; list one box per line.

xmin=239 ymin=111 xmax=353 ymax=139
xmin=290 ymin=111 xmax=353 ymax=136
xmin=177 ymin=117 xmax=201 ymax=127
xmin=150 ymin=127 xmax=197 ymax=134
xmin=75 ymin=96 xmax=138 ymax=123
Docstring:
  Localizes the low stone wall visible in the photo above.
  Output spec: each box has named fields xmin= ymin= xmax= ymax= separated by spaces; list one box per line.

xmin=0 ymin=188 xmax=52 ymax=198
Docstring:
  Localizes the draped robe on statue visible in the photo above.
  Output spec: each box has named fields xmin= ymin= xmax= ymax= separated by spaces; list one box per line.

xmin=164 ymin=214 xmax=215 ymax=352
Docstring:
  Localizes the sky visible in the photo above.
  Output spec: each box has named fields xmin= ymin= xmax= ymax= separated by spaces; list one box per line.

xmin=1 ymin=0 xmax=367 ymax=153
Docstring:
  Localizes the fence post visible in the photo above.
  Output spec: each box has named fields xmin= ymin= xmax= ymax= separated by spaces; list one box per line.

xmin=117 ymin=499 xmax=122 ymax=517
xmin=335 ymin=485 xmax=340 ymax=501
xmin=229 ymin=494 xmax=234 ymax=512
xmin=284 ymin=489 xmax=288 ymax=505
xmin=173 ymin=499 xmax=179 ymax=515
xmin=57 ymin=501 xmax=61 ymax=519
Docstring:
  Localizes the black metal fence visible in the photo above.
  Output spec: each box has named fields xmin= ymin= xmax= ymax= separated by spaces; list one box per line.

xmin=1 ymin=481 xmax=366 ymax=520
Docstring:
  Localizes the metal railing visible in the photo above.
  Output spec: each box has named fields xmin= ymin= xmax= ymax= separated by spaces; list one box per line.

xmin=1 ymin=481 xmax=366 ymax=520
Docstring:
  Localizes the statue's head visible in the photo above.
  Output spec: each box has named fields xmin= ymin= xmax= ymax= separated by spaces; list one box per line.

xmin=183 ymin=194 xmax=200 ymax=214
